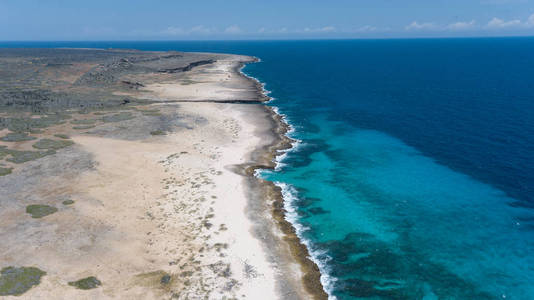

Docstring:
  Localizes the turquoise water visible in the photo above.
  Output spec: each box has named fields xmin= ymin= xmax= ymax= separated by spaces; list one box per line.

xmin=2 ymin=39 xmax=534 ymax=299
xmin=261 ymin=116 xmax=533 ymax=299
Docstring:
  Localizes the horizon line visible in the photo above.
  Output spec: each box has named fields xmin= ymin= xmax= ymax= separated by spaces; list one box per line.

xmin=1 ymin=35 xmax=534 ymax=43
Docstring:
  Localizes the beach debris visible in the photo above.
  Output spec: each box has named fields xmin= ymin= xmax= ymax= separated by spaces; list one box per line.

xmin=0 ymin=266 xmax=46 ymax=296
xmin=68 ymin=276 xmax=101 ymax=290
xmin=62 ymin=200 xmax=75 ymax=205
xmin=26 ymin=204 xmax=58 ymax=218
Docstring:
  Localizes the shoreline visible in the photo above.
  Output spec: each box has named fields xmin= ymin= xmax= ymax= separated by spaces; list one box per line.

xmin=237 ymin=63 xmax=328 ymax=300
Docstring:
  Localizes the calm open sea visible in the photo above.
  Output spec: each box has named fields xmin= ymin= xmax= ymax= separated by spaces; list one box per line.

xmin=2 ymin=39 xmax=533 ymax=299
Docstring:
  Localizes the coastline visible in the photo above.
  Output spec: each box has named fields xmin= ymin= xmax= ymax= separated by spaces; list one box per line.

xmin=237 ymin=64 xmax=328 ymax=300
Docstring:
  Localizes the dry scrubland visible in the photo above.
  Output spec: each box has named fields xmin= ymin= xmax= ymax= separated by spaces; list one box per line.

xmin=0 ymin=49 xmax=324 ymax=299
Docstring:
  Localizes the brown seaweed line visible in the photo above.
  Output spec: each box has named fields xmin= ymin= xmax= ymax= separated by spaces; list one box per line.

xmin=238 ymin=59 xmax=328 ymax=300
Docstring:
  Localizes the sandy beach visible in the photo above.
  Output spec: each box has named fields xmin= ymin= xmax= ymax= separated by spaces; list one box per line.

xmin=0 ymin=49 xmax=324 ymax=299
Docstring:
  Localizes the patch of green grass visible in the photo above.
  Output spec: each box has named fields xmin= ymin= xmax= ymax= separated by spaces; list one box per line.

xmin=0 ymin=266 xmax=46 ymax=296
xmin=150 ymin=130 xmax=166 ymax=136
xmin=102 ymin=112 xmax=134 ymax=123
xmin=3 ymin=149 xmax=56 ymax=164
xmin=136 ymin=108 xmax=160 ymax=113
xmin=142 ymin=112 xmax=162 ymax=116
xmin=54 ymin=134 xmax=70 ymax=139
xmin=26 ymin=204 xmax=58 ymax=218
xmin=0 ymin=147 xmax=7 ymax=159
xmin=70 ymin=119 xmax=97 ymax=125
xmin=62 ymin=200 xmax=75 ymax=205
xmin=0 ymin=114 xmax=70 ymax=133
xmin=0 ymin=167 xmax=12 ymax=176
xmin=68 ymin=276 xmax=101 ymax=290
xmin=32 ymin=139 xmax=74 ymax=150
xmin=0 ymin=132 xmax=37 ymax=142
xmin=180 ymin=80 xmax=198 ymax=85
xmin=137 ymin=108 xmax=161 ymax=117
xmin=72 ymin=125 xmax=95 ymax=130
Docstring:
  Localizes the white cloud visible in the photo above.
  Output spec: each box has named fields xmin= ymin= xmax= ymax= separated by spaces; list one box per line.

xmin=355 ymin=25 xmax=378 ymax=32
xmin=487 ymin=17 xmax=521 ymax=28
xmin=224 ymin=25 xmax=242 ymax=34
xmin=160 ymin=25 xmax=213 ymax=36
xmin=527 ymin=13 xmax=534 ymax=27
xmin=447 ymin=20 xmax=476 ymax=30
xmin=257 ymin=27 xmax=284 ymax=34
xmin=405 ymin=21 xmax=436 ymax=31
xmin=316 ymin=26 xmax=336 ymax=33
xmin=190 ymin=25 xmax=212 ymax=34
xmin=161 ymin=26 xmax=185 ymax=35
xmin=301 ymin=26 xmax=336 ymax=33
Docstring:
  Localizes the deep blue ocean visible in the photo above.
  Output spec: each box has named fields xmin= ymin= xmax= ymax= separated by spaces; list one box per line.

xmin=2 ymin=39 xmax=533 ymax=299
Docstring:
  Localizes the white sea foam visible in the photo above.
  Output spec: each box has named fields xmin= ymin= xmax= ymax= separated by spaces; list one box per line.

xmin=244 ymin=61 xmax=334 ymax=298
xmin=238 ymin=62 xmax=274 ymax=101
xmin=276 ymin=182 xmax=338 ymax=300
xmin=260 ymin=118 xmax=335 ymax=298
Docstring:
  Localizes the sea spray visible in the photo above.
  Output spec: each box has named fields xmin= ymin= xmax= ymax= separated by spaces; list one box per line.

xmin=275 ymin=182 xmax=338 ymax=300
xmin=242 ymin=60 xmax=332 ymax=298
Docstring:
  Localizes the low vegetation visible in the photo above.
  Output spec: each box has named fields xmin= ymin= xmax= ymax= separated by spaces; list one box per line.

xmin=32 ymin=139 xmax=74 ymax=150
xmin=0 ymin=132 xmax=37 ymax=142
xmin=26 ymin=204 xmax=58 ymax=218
xmin=1 ymin=147 xmax=56 ymax=164
xmin=150 ymin=130 xmax=166 ymax=136
xmin=0 ymin=167 xmax=12 ymax=176
xmin=0 ymin=266 xmax=46 ymax=296
xmin=68 ymin=276 xmax=101 ymax=290
xmin=102 ymin=112 xmax=134 ymax=123
xmin=70 ymin=119 xmax=97 ymax=125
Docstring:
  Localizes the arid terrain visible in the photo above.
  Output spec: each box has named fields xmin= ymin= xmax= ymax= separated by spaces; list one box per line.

xmin=0 ymin=49 xmax=324 ymax=299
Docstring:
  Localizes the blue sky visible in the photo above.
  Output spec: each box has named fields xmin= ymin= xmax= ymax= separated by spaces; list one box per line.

xmin=1 ymin=0 xmax=533 ymax=40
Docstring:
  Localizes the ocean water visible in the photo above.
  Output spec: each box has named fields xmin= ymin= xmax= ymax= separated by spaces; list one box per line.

xmin=2 ymin=39 xmax=534 ymax=299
